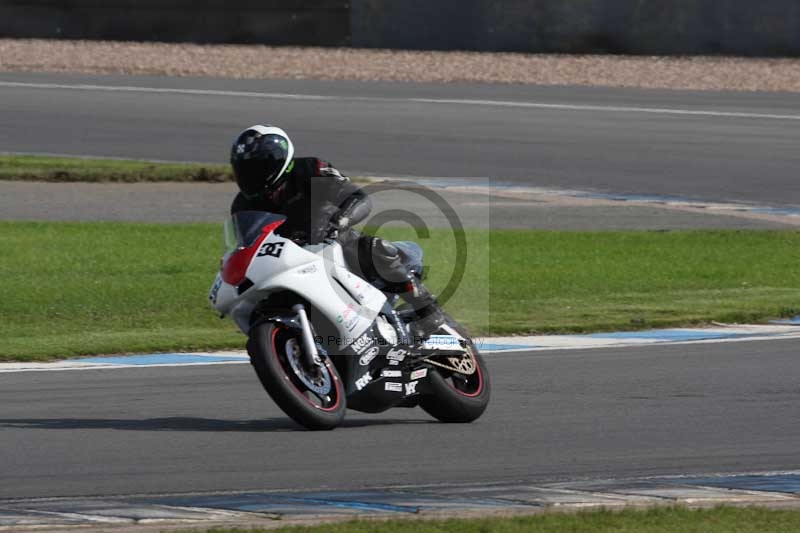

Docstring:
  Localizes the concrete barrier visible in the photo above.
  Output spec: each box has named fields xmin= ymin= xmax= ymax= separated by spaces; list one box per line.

xmin=0 ymin=0 xmax=349 ymax=45
xmin=351 ymin=0 xmax=800 ymax=56
xmin=1 ymin=0 xmax=799 ymax=56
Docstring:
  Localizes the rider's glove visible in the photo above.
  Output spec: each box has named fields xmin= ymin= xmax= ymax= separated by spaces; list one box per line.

xmin=317 ymin=160 xmax=348 ymax=181
xmin=325 ymin=215 xmax=349 ymax=241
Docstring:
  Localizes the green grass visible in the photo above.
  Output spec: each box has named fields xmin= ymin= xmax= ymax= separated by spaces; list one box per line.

xmin=203 ymin=506 xmax=800 ymax=532
xmin=0 ymin=154 xmax=232 ymax=182
xmin=0 ymin=154 xmax=369 ymax=183
xmin=483 ymin=229 xmax=800 ymax=335
xmin=0 ymin=222 xmax=240 ymax=360
xmin=1 ymin=222 xmax=799 ymax=361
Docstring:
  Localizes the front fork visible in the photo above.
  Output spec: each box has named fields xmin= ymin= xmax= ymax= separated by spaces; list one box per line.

xmin=292 ymin=304 xmax=322 ymax=367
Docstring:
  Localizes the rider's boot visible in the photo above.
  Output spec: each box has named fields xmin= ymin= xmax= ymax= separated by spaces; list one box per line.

xmin=386 ymin=277 xmax=446 ymax=338
xmin=367 ymin=237 xmax=446 ymax=338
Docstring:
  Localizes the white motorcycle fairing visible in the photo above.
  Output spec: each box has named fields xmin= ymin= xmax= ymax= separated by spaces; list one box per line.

xmin=209 ymin=213 xmax=390 ymax=352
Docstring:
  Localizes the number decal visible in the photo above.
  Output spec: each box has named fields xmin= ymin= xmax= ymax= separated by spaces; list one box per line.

xmin=209 ymin=276 xmax=223 ymax=304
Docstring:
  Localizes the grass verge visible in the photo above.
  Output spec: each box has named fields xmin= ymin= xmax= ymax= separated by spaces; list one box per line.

xmin=203 ymin=506 xmax=800 ymax=532
xmin=1 ymin=222 xmax=799 ymax=361
xmin=0 ymin=154 xmax=369 ymax=183
xmin=0 ymin=154 xmax=232 ymax=182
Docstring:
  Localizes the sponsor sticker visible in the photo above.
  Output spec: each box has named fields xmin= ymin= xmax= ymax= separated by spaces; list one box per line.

xmin=386 ymin=348 xmax=407 ymax=362
xmin=344 ymin=314 xmax=359 ymax=332
xmin=341 ymin=304 xmax=355 ymax=320
xmin=297 ymin=264 xmax=318 ymax=275
xmin=359 ymin=346 xmax=380 ymax=366
xmin=410 ymin=368 xmax=428 ymax=380
xmin=257 ymin=241 xmax=285 ymax=258
xmin=351 ymin=332 xmax=375 ymax=356
xmin=384 ymin=382 xmax=403 ymax=393
xmin=381 ymin=369 xmax=402 ymax=378
xmin=355 ymin=372 xmax=372 ymax=391
xmin=404 ymin=381 xmax=418 ymax=395
xmin=341 ymin=303 xmax=360 ymax=331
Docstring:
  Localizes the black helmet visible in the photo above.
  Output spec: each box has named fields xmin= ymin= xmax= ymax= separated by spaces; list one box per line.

xmin=230 ymin=125 xmax=295 ymax=199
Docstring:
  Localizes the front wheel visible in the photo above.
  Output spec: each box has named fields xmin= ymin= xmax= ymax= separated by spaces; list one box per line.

xmin=248 ymin=322 xmax=346 ymax=430
xmin=419 ymin=319 xmax=490 ymax=423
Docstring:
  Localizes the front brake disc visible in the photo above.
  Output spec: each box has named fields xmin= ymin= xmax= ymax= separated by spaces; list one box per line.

xmin=285 ymin=338 xmax=332 ymax=395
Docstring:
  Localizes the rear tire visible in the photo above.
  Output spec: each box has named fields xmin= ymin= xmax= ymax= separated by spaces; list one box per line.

xmin=419 ymin=318 xmax=490 ymax=423
xmin=248 ymin=322 xmax=346 ymax=430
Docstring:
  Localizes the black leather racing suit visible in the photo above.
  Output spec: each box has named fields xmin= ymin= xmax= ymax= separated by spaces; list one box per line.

xmin=230 ymin=157 xmax=407 ymax=287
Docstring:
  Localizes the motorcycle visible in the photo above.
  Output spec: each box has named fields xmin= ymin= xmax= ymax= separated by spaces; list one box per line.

xmin=208 ymin=211 xmax=490 ymax=430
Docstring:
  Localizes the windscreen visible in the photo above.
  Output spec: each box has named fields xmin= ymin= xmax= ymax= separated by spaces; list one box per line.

xmin=224 ymin=211 xmax=287 ymax=252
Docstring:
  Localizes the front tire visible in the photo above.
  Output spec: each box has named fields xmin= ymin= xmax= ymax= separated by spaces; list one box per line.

xmin=248 ymin=322 xmax=346 ymax=430
xmin=419 ymin=318 xmax=491 ymax=423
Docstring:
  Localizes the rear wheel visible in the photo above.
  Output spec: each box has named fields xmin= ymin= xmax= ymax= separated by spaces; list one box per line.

xmin=248 ymin=322 xmax=346 ymax=430
xmin=419 ymin=318 xmax=490 ymax=423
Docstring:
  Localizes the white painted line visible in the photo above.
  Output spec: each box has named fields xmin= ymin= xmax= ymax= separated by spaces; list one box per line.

xmin=2 ymin=325 xmax=799 ymax=373
xmin=0 ymin=360 xmax=249 ymax=374
xmin=642 ymin=468 xmax=800 ymax=482
xmin=410 ymin=98 xmax=800 ymax=121
xmin=2 ymin=81 xmax=799 ymax=122
xmin=20 ymin=510 xmax=131 ymax=524
xmin=490 ymin=325 xmax=800 ymax=352
xmin=532 ymin=333 xmax=800 ymax=352
xmin=0 ymin=81 xmax=337 ymax=101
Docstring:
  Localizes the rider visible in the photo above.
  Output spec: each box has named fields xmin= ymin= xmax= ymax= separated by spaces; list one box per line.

xmin=228 ymin=124 xmax=445 ymax=335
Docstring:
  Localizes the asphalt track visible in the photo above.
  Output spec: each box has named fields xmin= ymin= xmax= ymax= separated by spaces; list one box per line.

xmin=2 ymin=72 xmax=800 ymax=206
xmin=1 ymin=72 xmax=799 ymax=506
xmin=1 ymin=180 xmax=794 ymax=229
xmin=2 ymin=339 xmax=799 ymax=500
